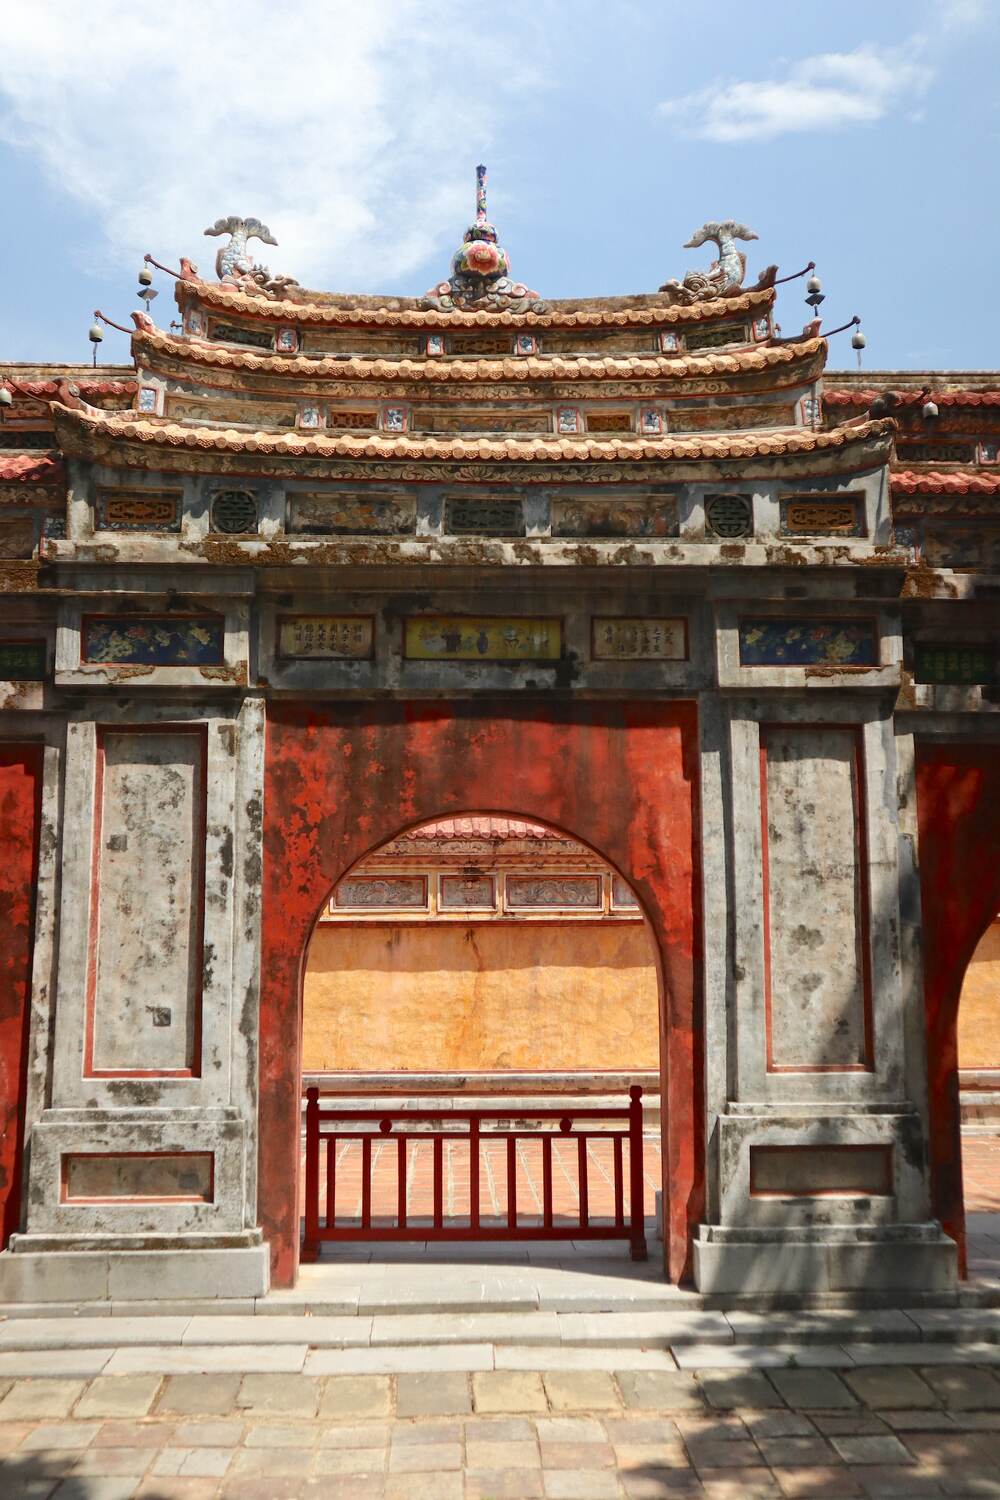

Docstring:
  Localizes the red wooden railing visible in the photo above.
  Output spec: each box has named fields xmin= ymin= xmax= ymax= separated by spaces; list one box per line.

xmin=302 ymin=1085 xmax=647 ymax=1262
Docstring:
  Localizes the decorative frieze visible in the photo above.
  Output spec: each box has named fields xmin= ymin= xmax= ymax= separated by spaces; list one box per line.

xmin=685 ymin=322 xmax=747 ymax=351
xmin=506 ymin=875 xmax=602 ymax=909
xmin=923 ymin=523 xmax=1000 ymax=570
xmin=287 ymin=491 xmax=416 ymax=535
xmin=443 ymin=498 xmax=524 ymax=535
xmin=211 ymin=490 xmax=258 ymax=534
xmin=82 ymin=617 xmax=225 ymax=666
xmin=552 ymin=495 xmax=678 ymax=538
xmin=671 ymin=404 xmax=791 ymax=432
xmin=208 ymin=320 xmax=273 ymax=350
xmin=335 ymin=877 xmax=428 ymax=909
xmin=404 ymin=616 xmax=562 ymax=661
xmin=277 ymin=615 xmax=374 ymax=659
xmin=440 ymin=874 xmax=497 ymax=910
xmin=0 ymin=518 xmax=36 ymax=557
xmin=779 ymin=496 xmax=864 ymax=537
xmin=591 ymin=617 xmax=687 ymax=660
xmin=586 ymin=411 xmax=633 ymax=433
xmin=326 ymin=409 xmax=377 ymax=430
xmin=739 ymin=618 xmax=878 ymax=668
xmin=97 ymin=490 xmax=182 ymax=532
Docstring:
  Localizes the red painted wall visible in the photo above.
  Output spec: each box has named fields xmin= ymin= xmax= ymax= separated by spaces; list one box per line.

xmin=916 ymin=741 xmax=1000 ymax=1274
xmin=260 ymin=701 xmax=702 ymax=1288
xmin=0 ymin=745 xmax=42 ymax=1249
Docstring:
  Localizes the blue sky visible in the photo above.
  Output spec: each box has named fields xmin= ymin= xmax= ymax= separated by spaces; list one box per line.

xmin=1 ymin=0 xmax=997 ymax=370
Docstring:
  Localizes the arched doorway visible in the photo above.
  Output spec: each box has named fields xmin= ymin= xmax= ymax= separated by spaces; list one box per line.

xmin=258 ymin=700 xmax=701 ymax=1288
xmin=916 ymin=741 xmax=1000 ymax=1273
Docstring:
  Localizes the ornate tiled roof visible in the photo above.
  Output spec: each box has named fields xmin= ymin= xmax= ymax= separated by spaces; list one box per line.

xmin=825 ymin=389 xmax=1000 ymax=409
xmin=893 ymin=469 xmax=1000 ymax=495
xmin=50 ymin=401 xmax=893 ymax=465
xmin=135 ymin=328 xmax=821 ymax=385
xmin=401 ymin=817 xmax=562 ymax=841
xmin=0 ymin=378 xmax=136 ymax=399
xmin=175 ymin=277 xmax=776 ymax=330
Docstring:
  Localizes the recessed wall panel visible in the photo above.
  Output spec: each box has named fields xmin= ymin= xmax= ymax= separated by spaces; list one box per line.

xmin=761 ymin=725 xmax=872 ymax=1071
xmin=87 ymin=728 xmax=205 ymax=1075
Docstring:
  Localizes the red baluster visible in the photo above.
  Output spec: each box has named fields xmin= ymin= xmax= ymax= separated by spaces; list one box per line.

xmin=326 ymin=1136 xmax=337 ymax=1231
xmin=303 ymin=1087 xmax=320 ymax=1262
xmin=361 ymin=1137 xmax=372 ymax=1230
xmin=469 ymin=1117 xmax=480 ymax=1231
xmin=433 ymin=1136 xmax=444 ymax=1230
xmin=628 ymin=1085 xmax=648 ymax=1261
xmin=578 ymin=1135 xmax=589 ymax=1229
xmin=542 ymin=1136 xmax=553 ymax=1231
xmin=613 ymin=1137 xmax=624 ymax=1229
xmin=506 ymin=1136 xmax=517 ymax=1228
xmin=397 ymin=1137 xmax=407 ymax=1229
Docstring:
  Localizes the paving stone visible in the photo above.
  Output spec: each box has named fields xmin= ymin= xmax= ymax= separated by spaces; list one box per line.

xmin=853 ymin=1468 xmax=946 ymax=1497
xmin=829 ymin=1433 xmax=914 ymax=1464
xmin=388 ymin=1439 xmax=462 ymax=1471
xmin=395 ymin=1370 xmax=470 ymax=1416
xmin=74 ymin=1376 xmax=163 ymax=1418
xmin=921 ymin=1366 xmax=1000 ymax=1409
xmin=157 ymin=1374 xmax=242 ymax=1416
xmin=306 ymin=1343 xmax=492 ymax=1374
xmin=473 ymin=1371 xmax=548 ymax=1413
xmin=0 ymin=1420 xmax=32 ymax=1452
xmin=843 ymin=1366 xmax=939 ymax=1410
xmin=469 ymin=1437 xmax=542 ymax=1468
xmin=611 ymin=1441 xmax=690 ymax=1469
xmin=617 ymin=1371 xmax=704 ymax=1411
xmin=767 ymin=1368 xmax=858 ymax=1410
xmin=771 ymin=1468 xmax=861 ymax=1497
xmin=0 ymin=1353 xmax=112 ymax=1379
xmin=745 ymin=1411 xmax=816 ymax=1439
xmin=880 ymin=1408 xmax=957 ymax=1431
xmin=319 ymin=1421 xmax=391 ymax=1448
xmin=688 ymin=1437 xmax=766 ymax=1468
xmin=699 ymin=1470 xmax=782 ymax=1498
xmin=92 ymin=1421 xmax=175 ymax=1449
xmin=153 ymin=1448 xmax=234 ymax=1478
xmin=673 ymin=1412 xmax=749 ymax=1440
xmin=20 ymin=1424 xmax=102 ymax=1451
xmin=384 ymin=1472 xmax=462 ymax=1498
xmin=50 ymin=1481 xmax=145 ymax=1500
xmin=604 ymin=1418 xmax=684 ymax=1444
xmin=309 ymin=1480 xmax=386 ymax=1500
xmin=236 ymin=1372 xmax=319 ymax=1416
xmin=621 ymin=1474 xmax=702 ymax=1499
xmin=544 ymin=1371 xmax=620 ymax=1412
xmin=758 ymin=1435 xmax=837 ymax=1466
xmin=244 ymin=1422 xmax=319 ymax=1447
xmin=312 ymin=1447 xmax=389 ymax=1474
xmin=811 ymin=1412 xmax=889 ymax=1436
xmin=465 ymin=1471 xmax=544 ymax=1499
xmin=696 ymin=1371 xmax=786 ymax=1410
xmin=319 ymin=1374 xmax=392 ymax=1418
xmin=542 ymin=1472 xmax=620 ymax=1499
xmin=135 ymin=1481 xmax=219 ymax=1500
xmin=536 ymin=1418 xmax=606 ymax=1442
xmin=938 ymin=1473 xmax=1000 ymax=1496
xmin=391 ymin=1419 xmax=463 ymax=1444
xmin=172 ymin=1421 xmax=244 ymax=1447
xmin=540 ymin=1440 xmax=615 ymax=1468
xmin=0 ymin=1480 xmax=61 ymax=1500
xmin=229 ymin=1446 xmax=314 ymax=1476
xmin=219 ymin=1479 xmax=318 ymax=1500
xmin=72 ymin=1447 xmax=156 ymax=1476
xmin=0 ymin=1380 xmax=87 ymax=1419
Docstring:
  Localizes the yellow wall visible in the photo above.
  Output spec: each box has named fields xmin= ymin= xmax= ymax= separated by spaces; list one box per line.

xmin=958 ymin=921 xmax=1000 ymax=1070
xmin=302 ymin=920 xmax=659 ymax=1072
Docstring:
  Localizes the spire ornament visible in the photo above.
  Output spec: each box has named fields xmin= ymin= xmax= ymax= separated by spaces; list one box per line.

xmin=423 ymin=165 xmax=544 ymax=313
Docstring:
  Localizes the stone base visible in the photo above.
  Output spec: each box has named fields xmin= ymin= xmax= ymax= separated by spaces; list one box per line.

xmin=693 ymin=1223 xmax=959 ymax=1297
xmin=0 ymin=1242 xmax=270 ymax=1303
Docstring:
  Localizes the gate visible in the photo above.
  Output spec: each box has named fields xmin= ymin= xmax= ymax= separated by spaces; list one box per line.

xmin=302 ymin=1085 xmax=647 ymax=1261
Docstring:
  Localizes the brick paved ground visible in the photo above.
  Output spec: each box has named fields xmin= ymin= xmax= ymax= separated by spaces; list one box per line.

xmin=960 ymin=1136 xmax=1000 ymax=1212
xmin=5 ymin=1359 xmax=1000 ymax=1496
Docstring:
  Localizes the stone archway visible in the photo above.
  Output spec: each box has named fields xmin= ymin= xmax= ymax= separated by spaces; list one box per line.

xmin=258 ymin=700 xmax=701 ymax=1288
xmin=916 ymin=741 xmax=1000 ymax=1273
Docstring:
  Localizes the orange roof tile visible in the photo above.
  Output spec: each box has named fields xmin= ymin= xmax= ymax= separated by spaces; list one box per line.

xmin=135 ymin=328 xmax=822 ymax=385
xmin=826 ymin=389 xmax=1000 ymax=409
xmin=402 ymin=817 xmax=565 ymax=841
xmin=175 ymin=278 xmax=776 ymax=330
xmin=50 ymin=402 xmax=894 ymax=467
xmin=893 ymin=469 xmax=1000 ymax=494
xmin=0 ymin=452 xmax=64 ymax=484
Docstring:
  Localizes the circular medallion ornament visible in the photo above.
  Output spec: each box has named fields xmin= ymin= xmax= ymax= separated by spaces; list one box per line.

xmin=212 ymin=490 xmax=258 ymax=534
xmin=706 ymin=494 xmax=752 ymax=538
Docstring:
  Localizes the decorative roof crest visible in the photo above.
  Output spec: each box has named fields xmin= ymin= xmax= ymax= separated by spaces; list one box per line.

xmin=204 ymin=215 xmax=300 ymax=299
xmin=659 ymin=220 xmax=776 ymax=306
xmin=423 ymin=165 xmax=544 ymax=313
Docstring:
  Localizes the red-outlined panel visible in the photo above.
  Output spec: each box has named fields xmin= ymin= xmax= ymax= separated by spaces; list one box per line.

xmin=61 ymin=1150 xmax=215 ymax=1204
xmin=760 ymin=723 xmax=874 ymax=1074
xmin=85 ymin=724 xmax=207 ymax=1079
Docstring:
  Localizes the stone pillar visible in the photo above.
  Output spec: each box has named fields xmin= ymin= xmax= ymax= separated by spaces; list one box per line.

xmin=0 ymin=697 xmax=268 ymax=1304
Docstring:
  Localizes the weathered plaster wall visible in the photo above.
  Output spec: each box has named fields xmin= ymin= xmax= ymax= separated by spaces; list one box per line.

xmin=957 ymin=921 xmax=1000 ymax=1070
xmin=302 ymin=920 xmax=659 ymax=1073
xmin=0 ymin=746 xmax=42 ymax=1248
xmin=260 ymin=700 xmax=699 ymax=1287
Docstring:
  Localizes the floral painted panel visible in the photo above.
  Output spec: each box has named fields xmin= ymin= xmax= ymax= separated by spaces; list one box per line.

xmin=82 ymin=617 xmax=225 ymax=666
xmin=739 ymin=619 xmax=878 ymax=668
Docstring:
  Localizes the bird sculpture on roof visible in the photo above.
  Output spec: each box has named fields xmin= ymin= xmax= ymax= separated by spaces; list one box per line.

xmin=203 ymin=216 xmax=299 ymax=298
xmin=659 ymin=220 xmax=776 ymax=305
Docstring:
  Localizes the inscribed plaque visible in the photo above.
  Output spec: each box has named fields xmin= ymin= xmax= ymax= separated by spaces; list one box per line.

xmin=592 ymin=617 xmax=686 ymax=661
xmin=82 ymin=617 xmax=224 ymax=666
xmin=278 ymin=615 xmax=374 ymax=660
xmin=779 ymin=497 xmax=864 ymax=537
xmin=0 ymin=640 xmax=46 ymax=679
xmin=404 ymin=617 xmax=561 ymax=661
xmin=914 ymin=643 xmax=998 ymax=685
xmin=739 ymin=619 xmax=878 ymax=668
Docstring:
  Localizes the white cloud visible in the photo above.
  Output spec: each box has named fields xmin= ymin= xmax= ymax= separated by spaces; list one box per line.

xmin=656 ymin=46 xmax=931 ymax=144
xmin=0 ymin=0 xmax=547 ymax=290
